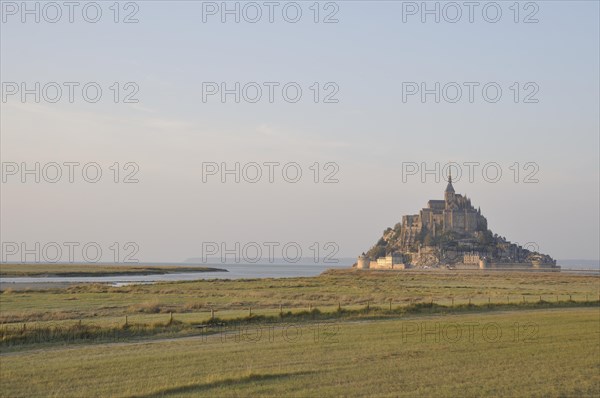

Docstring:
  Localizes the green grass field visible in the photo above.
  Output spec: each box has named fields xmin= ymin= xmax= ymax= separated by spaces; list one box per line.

xmin=1 ymin=308 xmax=598 ymax=397
xmin=1 ymin=269 xmax=598 ymax=324
xmin=0 ymin=269 xmax=598 ymax=397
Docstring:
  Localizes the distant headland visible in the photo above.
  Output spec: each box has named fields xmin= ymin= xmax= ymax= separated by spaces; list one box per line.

xmin=355 ymin=175 xmax=559 ymax=271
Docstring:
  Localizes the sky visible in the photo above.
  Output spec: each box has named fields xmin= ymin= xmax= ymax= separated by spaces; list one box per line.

xmin=1 ymin=1 xmax=599 ymax=263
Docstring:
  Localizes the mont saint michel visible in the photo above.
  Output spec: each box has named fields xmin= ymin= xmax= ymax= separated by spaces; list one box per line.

xmin=356 ymin=175 xmax=559 ymax=271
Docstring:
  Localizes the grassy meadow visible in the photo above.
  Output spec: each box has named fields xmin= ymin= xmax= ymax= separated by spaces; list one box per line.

xmin=0 ymin=268 xmax=599 ymax=397
xmin=1 ymin=308 xmax=598 ymax=397
xmin=1 ymin=269 xmax=598 ymax=323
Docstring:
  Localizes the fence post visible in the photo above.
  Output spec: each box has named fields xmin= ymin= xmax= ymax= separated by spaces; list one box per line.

xmin=569 ymin=295 xmax=572 ymax=301
xmin=389 ymin=299 xmax=392 ymax=311
xmin=452 ymin=297 xmax=454 ymax=307
xmin=468 ymin=298 xmax=471 ymax=306
xmin=249 ymin=307 xmax=252 ymax=317
xmin=367 ymin=301 xmax=370 ymax=311
xmin=124 ymin=315 xmax=128 ymax=327
xmin=488 ymin=297 xmax=491 ymax=305
xmin=338 ymin=302 xmax=341 ymax=311
xmin=169 ymin=312 xmax=173 ymax=323
xmin=211 ymin=308 xmax=214 ymax=320
xmin=522 ymin=295 xmax=525 ymax=303
xmin=279 ymin=304 xmax=283 ymax=315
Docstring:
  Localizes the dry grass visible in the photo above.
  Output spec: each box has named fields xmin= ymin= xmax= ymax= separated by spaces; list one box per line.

xmin=1 ymin=308 xmax=598 ymax=397
xmin=1 ymin=269 xmax=598 ymax=324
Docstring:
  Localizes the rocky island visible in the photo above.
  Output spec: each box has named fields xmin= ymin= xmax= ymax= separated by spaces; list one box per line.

xmin=356 ymin=175 xmax=558 ymax=271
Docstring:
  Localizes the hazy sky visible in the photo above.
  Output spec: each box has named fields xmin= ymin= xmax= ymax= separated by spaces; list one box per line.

xmin=1 ymin=1 xmax=599 ymax=263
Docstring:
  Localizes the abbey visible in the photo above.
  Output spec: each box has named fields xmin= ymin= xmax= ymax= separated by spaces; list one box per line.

xmin=357 ymin=176 xmax=558 ymax=271
xmin=400 ymin=174 xmax=487 ymax=248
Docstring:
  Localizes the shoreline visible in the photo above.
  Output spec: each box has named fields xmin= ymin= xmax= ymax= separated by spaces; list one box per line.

xmin=0 ymin=264 xmax=228 ymax=278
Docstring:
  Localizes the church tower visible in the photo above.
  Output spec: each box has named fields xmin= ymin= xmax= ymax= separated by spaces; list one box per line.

xmin=444 ymin=172 xmax=456 ymax=231
xmin=444 ymin=172 xmax=455 ymax=204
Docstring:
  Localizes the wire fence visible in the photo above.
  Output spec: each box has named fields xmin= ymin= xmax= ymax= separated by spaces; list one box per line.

xmin=1 ymin=293 xmax=598 ymax=347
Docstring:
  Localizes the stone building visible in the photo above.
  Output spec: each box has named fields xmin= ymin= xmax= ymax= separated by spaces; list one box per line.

xmin=358 ymin=175 xmax=558 ymax=271
xmin=399 ymin=174 xmax=487 ymax=248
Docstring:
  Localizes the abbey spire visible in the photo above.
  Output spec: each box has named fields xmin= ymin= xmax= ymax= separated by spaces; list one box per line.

xmin=444 ymin=171 xmax=455 ymax=204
